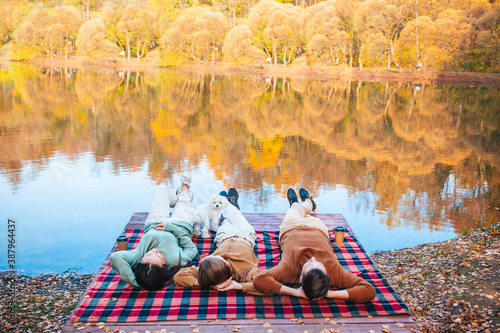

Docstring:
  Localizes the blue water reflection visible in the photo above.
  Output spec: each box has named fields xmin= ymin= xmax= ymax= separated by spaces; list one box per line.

xmin=0 ymin=153 xmax=456 ymax=274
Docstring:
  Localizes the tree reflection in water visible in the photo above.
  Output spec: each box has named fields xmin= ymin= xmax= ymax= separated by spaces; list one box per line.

xmin=0 ymin=63 xmax=498 ymax=233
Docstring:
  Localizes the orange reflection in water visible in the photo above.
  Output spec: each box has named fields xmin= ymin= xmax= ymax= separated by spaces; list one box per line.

xmin=0 ymin=64 xmax=498 ymax=233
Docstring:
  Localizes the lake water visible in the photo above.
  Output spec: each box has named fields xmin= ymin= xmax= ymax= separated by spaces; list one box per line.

xmin=0 ymin=63 xmax=498 ymax=274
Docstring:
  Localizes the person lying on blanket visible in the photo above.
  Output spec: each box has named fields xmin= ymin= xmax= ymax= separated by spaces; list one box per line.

xmin=174 ymin=188 xmax=265 ymax=295
xmin=110 ymin=172 xmax=198 ymax=291
xmin=253 ymin=188 xmax=376 ymax=302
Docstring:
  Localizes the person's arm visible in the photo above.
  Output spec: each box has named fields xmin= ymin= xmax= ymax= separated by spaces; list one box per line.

xmin=326 ymin=289 xmax=349 ymax=300
xmin=329 ymin=264 xmax=376 ymax=302
xmin=109 ymin=251 xmax=140 ymax=288
xmin=177 ymin=232 xmax=198 ymax=266
xmin=253 ymin=262 xmax=292 ymax=295
xmin=159 ymin=223 xmax=199 ymax=266
xmin=173 ymin=266 xmax=199 ymax=288
xmin=278 ymin=285 xmax=307 ymax=298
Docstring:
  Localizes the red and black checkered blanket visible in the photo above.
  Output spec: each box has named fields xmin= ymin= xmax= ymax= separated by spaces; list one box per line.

xmin=71 ymin=229 xmax=408 ymax=322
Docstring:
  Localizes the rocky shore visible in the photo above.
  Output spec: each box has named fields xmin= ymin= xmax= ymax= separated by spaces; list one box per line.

xmin=1 ymin=223 xmax=498 ymax=333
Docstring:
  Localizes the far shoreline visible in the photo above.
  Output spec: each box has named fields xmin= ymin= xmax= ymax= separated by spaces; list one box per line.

xmin=3 ymin=55 xmax=500 ymax=87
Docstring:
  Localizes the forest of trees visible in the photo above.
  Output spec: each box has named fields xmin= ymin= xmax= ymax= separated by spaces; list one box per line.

xmin=0 ymin=0 xmax=498 ymax=72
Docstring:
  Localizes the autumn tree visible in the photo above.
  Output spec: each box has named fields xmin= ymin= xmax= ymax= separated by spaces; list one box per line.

xmin=9 ymin=3 xmax=47 ymax=60
xmin=75 ymin=17 xmax=120 ymax=57
xmin=247 ymin=0 xmax=282 ymax=62
xmin=211 ymin=0 xmax=257 ymax=27
xmin=249 ymin=1 xmax=303 ymax=66
xmin=159 ymin=7 xmax=229 ymax=65
xmin=45 ymin=5 xmax=82 ymax=58
xmin=222 ymin=24 xmax=267 ymax=62
xmin=356 ymin=0 xmax=406 ymax=69
xmin=413 ymin=0 xmax=491 ymax=20
xmin=69 ymin=0 xmax=104 ymax=21
xmin=397 ymin=10 xmax=473 ymax=71
xmin=460 ymin=5 xmax=500 ymax=72
xmin=116 ymin=3 xmax=145 ymax=60
xmin=194 ymin=10 xmax=229 ymax=64
xmin=302 ymin=1 xmax=346 ymax=65
xmin=101 ymin=4 xmax=126 ymax=57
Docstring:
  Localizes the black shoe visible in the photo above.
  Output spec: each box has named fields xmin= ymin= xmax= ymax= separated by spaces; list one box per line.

xmin=287 ymin=188 xmax=298 ymax=207
xmin=227 ymin=188 xmax=240 ymax=210
xmin=219 ymin=190 xmax=228 ymax=197
xmin=299 ymin=188 xmax=318 ymax=212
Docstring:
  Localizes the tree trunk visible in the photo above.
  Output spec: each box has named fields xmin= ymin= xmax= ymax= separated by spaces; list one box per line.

xmin=137 ymin=41 xmax=141 ymax=59
xmin=390 ymin=40 xmax=401 ymax=70
xmin=273 ymin=41 xmax=277 ymax=67
xmin=357 ymin=40 xmax=363 ymax=69
xmin=283 ymin=48 xmax=287 ymax=66
xmin=126 ymin=36 xmax=131 ymax=61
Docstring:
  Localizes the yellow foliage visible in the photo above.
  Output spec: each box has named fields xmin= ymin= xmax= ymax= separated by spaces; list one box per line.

xmin=150 ymin=109 xmax=182 ymax=153
xmin=248 ymin=136 xmax=284 ymax=170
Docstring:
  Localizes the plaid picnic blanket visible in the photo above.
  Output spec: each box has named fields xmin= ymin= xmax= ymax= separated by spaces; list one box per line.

xmin=71 ymin=229 xmax=408 ymax=322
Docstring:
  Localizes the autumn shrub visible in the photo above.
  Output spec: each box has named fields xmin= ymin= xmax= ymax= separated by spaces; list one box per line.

xmin=222 ymin=25 xmax=267 ymax=63
xmin=76 ymin=18 xmax=108 ymax=57
xmin=158 ymin=48 xmax=185 ymax=67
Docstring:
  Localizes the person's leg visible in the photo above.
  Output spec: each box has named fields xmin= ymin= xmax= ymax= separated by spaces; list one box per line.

xmin=145 ymin=185 xmax=176 ymax=225
xmin=280 ymin=190 xmax=328 ymax=236
xmin=215 ymin=188 xmax=256 ymax=246
xmin=223 ymin=203 xmax=254 ymax=232
xmin=280 ymin=202 xmax=308 ymax=229
xmin=170 ymin=182 xmax=195 ymax=226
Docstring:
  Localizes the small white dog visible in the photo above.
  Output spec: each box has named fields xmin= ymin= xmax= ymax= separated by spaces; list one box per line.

xmin=192 ymin=195 xmax=228 ymax=238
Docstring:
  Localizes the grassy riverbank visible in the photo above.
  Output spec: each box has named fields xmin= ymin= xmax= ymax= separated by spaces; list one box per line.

xmin=2 ymin=55 xmax=500 ymax=87
xmin=1 ymin=223 xmax=498 ymax=332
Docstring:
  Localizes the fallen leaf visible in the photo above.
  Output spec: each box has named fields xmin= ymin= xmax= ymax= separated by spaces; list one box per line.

xmin=329 ymin=320 xmax=337 ymax=325
xmin=232 ymin=327 xmax=239 ymax=332
xmin=395 ymin=323 xmax=405 ymax=328
xmin=192 ymin=328 xmax=199 ymax=333
xmin=263 ymin=323 xmax=272 ymax=327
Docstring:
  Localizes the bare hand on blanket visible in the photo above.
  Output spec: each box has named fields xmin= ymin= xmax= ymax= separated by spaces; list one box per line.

xmin=153 ymin=223 xmax=166 ymax=230
xmin=279 ymin=285 xmax=308 ymax=299
xmin=214 ymin=277 xmax=243 ymax=291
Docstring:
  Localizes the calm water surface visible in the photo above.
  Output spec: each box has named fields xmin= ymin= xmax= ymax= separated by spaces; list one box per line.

xmin=1 ymin=63 xmax=498 ymax=274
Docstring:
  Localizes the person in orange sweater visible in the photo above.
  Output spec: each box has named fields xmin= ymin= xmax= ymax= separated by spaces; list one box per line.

xmin=253 ymin=188 xmax=376 ymax=302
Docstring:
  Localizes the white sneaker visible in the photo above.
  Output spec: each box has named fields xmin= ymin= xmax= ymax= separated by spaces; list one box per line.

xmin=180 ymin=171 xmax=191 ymax=188
xmin=176 ymin=171 xmax=193 ymax=201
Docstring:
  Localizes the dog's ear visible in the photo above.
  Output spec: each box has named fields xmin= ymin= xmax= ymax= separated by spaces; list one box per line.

xmin=220 ymin=196 xmax=229 ymax=207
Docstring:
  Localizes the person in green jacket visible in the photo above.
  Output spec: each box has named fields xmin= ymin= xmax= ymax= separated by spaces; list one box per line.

xmin=110 ymin=172 xmax=198 ymax=291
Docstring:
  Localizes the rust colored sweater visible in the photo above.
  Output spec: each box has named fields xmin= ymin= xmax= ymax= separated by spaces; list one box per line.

xmin=173 ymin=237 xmax=266 ymax=295
xmin=253 ymin=227 xmax=376 ymax=303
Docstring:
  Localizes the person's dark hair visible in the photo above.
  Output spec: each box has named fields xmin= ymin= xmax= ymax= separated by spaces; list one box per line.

xmin=197 ymin=256 xmax=232 ymax=289
xmin=302 ymin=268 xmax=330 ymax=300
xmin=134 ymin=263 xmax=179 ymax=291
